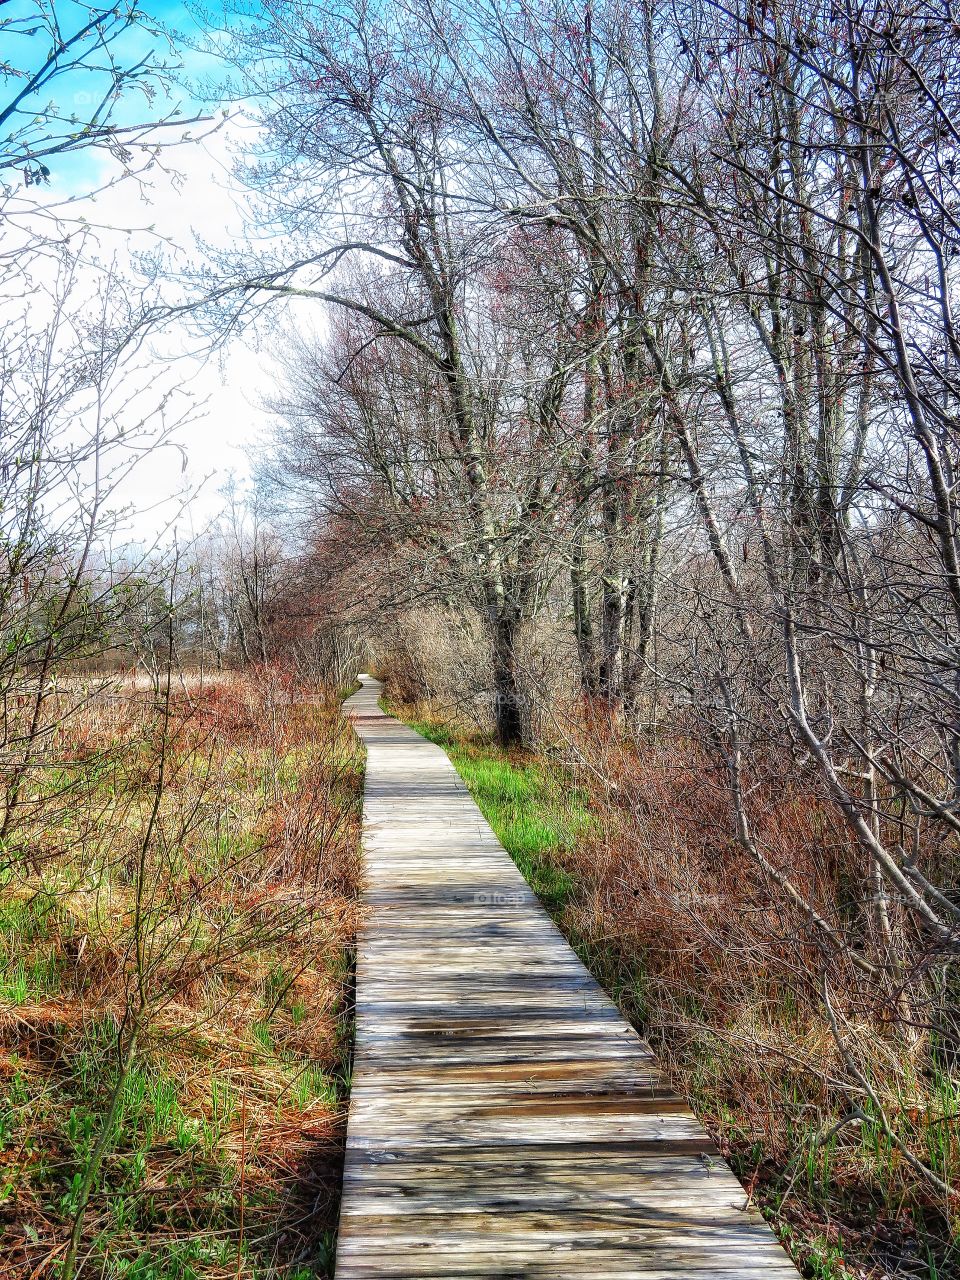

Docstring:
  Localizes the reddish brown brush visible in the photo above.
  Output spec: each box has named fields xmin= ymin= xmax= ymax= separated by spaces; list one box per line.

xmin=539 ymin=721 xmax=959 ymax=1273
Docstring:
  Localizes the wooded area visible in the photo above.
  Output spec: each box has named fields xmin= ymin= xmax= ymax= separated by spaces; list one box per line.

xmin=238 ymin=4 xmax=960 ymax=1263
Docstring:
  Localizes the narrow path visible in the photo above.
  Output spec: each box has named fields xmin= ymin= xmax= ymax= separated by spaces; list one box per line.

xmin=337 ymin=675 xmax=799 ymax=1278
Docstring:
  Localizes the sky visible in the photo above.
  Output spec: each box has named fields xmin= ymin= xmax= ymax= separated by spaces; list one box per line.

xmin=4 ymin=0 xmax=303 ymax=546
xmin=75 ymin=113 xmax=282 ymax=543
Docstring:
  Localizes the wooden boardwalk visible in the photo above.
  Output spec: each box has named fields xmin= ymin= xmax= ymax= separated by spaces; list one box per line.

xmin=337 ymin=675 xmax=799 ymax=1278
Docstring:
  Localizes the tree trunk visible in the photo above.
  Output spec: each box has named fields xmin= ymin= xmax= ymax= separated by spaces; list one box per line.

xmin=491 ymin=612 xmax=526 ymax=749
xmin=571 ymin=536 xmax=598 ymax=699
xmin=598 ymin=570 xmax=625 ymax=712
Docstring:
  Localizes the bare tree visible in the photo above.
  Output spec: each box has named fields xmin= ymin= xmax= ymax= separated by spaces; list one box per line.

xmin=206 ymin=0 xmax=598 ymax=744
xmin=208 ymin=0 xmax=960 ymax=1233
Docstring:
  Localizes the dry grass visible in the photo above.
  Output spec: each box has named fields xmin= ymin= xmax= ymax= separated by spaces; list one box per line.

xmin=0 ymin=668 xmax=363 ymax=1279
xmin=557 ymin=734 xmax=958 ymax=1276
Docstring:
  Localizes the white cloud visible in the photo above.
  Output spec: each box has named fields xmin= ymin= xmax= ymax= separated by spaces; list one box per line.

xmin=12 ymin=107 xmax=301 ymax=547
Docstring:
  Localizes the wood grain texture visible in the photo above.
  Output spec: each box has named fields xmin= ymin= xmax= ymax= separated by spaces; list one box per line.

xmin=337 ymin=675 xmax=799 ymax=1278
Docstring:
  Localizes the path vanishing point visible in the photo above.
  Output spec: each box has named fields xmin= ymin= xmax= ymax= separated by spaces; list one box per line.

xmin=336 ymin=674 xmax=801 ymax=1278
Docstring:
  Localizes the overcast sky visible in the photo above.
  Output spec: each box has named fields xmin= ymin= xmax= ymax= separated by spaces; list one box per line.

xmin=77 ymin=115 xmax=279 ymax=542
xmin=15 ymin=1 xmax=304 ymax=547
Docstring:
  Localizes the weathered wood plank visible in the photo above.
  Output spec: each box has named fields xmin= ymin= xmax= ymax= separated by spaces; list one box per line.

xmin=336 ymin=675 xmax=798 ymax=1278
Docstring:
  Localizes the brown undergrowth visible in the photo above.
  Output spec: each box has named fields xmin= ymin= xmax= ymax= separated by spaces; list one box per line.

xmin=393 ymin=693 xmax=959 ymax=1280
xmin=0 ymin=669 xmax=363 ymax=1279
xmin=559 ymin=732 xmax=958 ymax=1280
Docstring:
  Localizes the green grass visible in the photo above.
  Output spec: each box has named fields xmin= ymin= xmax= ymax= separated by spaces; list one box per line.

xmin=403 ymin=714 xmax=590 ymax=914
xmin=0 ymin=893 xmax=64 ymax=1004
xmin=291 ymin=1065 xmax=340 ymax=1111
xmin=106 ymin=1237 xmax=235 ymax=1280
